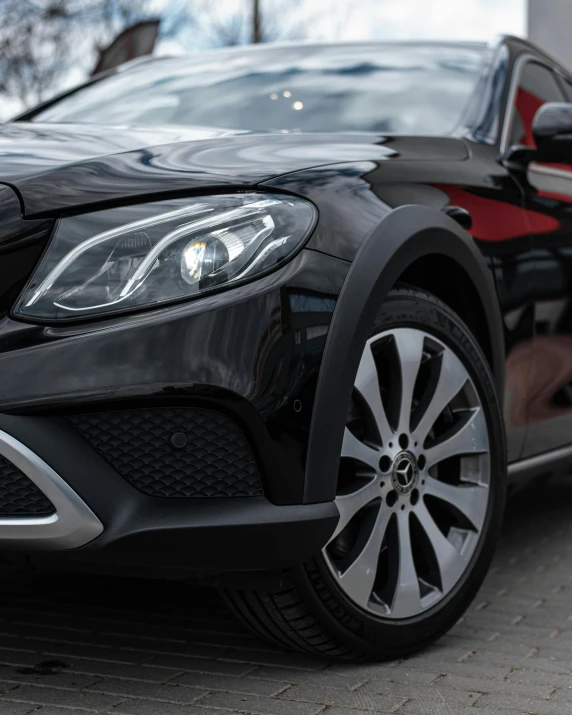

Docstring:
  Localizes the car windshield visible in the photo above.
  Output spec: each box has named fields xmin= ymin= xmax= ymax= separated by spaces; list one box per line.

xmin=29 ymin=43 xmax=487 ymax=135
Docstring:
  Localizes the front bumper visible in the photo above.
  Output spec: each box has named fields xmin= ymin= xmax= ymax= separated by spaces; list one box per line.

xmin=0 ymin=249 xmax=348 ymax=571
xmin=0 ymin=413 xmax=338 ymax=570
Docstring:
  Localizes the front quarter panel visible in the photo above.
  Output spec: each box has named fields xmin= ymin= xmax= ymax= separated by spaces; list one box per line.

xmin=266 ymin=162 xmax=393 ymax=260
xmin=267 ymin=142 xmax=529 ymax=464
xmin=303 ymin=205 xmax=504 ymax=502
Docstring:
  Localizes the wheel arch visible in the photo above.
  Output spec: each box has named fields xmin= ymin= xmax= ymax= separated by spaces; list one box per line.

xmin=305 ymin=204 xmax=504 ymax=503
xmin=397 ymin=254 xmax=493 ymax=377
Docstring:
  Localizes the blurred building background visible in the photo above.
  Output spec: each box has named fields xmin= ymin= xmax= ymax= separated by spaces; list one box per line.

xmin=528 ymin=0 xmax=572 ymax=71
xmin=0 ymin=0 xmax=535 ymax=121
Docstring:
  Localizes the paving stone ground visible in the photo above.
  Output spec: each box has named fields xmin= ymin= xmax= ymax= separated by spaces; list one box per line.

xmin=0 ymin=475 xmax=571 ymax=714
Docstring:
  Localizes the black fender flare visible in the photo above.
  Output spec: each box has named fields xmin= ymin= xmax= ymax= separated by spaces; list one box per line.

xmin=304 ymin=204 xmax=504 ymax=503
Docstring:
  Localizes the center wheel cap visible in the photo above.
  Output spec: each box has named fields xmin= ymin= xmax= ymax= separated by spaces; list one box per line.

xmin=391 ymin=451 xmax=419 ymax=495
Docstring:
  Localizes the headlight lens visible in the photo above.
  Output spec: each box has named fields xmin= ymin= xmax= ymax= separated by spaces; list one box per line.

xmin=15 ymin=193 xmax=316 ymax=320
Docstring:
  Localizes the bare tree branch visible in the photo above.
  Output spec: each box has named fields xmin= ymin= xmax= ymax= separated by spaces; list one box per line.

xmin=198 ymin=0 xmax=315 ymax=48
xmin=0 ymin=0 xmax=156 ymax=107
xmin=0 ymin=0 xmax=350 ymax=113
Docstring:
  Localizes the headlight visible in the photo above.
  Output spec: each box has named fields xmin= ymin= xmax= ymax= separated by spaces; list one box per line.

xmin=15 ymin=193 xmax=316 ymax=320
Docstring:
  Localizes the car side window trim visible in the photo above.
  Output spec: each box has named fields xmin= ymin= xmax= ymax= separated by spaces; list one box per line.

xmin=500 ymin=53 xmax=567 ymax=154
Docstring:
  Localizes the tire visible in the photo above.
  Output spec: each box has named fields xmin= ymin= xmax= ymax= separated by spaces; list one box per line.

xmin=223 ymin=286 xmax=507 ymax=661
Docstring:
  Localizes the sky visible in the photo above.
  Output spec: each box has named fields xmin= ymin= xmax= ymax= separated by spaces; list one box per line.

xmin=327 ymin=0 xmax=527 ymax=43
xmin=155 ymin=0 xmax=527 ymax=53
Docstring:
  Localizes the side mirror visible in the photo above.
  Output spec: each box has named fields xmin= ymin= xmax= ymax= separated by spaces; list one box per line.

xmin=532 ymin=102 xmax=572 ymax=161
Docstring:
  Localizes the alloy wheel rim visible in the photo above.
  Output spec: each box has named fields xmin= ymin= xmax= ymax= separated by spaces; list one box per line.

xmin=322 ymin=327 xmax=491 ymax=620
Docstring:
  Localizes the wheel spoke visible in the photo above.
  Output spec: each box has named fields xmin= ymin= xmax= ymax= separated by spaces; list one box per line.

xmin=390 ymin=511 xmax=421 ymax=618
xmin=326 ymin=326 xmax=492 ymax=622
xmin=355 ymin=342 xmax=393 ymax=444
xmin=425 ymin=407 xmax=488 ymax=468
xmin=413 ymin=348 xmax=469 ymax=445
xmin=415 ymin=501 xmax=468 ymax=592
xmin=393 ymin=330 xmax=425 ymax=433
xmin=337 ymin=504 xmax=392 ymax=609
xmin=331 ymin=479 xmax=381 ymax=540
xmin=341 ymin=427 xmax=380 ymax=469
xmin=424 ymin=477 xmax=488 ymax=530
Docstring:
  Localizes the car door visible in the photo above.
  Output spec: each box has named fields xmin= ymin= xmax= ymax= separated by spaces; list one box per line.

xmin=504 ymin=57 xmax=572 ymax=458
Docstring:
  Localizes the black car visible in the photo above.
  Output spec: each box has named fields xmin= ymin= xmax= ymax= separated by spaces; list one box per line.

xmin=0 ymin=34 xmax=571 ymax=660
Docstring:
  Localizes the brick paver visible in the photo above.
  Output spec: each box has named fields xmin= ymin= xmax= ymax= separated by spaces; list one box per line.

xmin=0 ymin=476 xmax=570 ymax=713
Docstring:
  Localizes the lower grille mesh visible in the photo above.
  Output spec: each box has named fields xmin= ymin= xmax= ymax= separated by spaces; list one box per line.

xmin=0 ymin=455 xmax=55 ymax=515
xmin=69 ymin=407 xmax=264 ymax=498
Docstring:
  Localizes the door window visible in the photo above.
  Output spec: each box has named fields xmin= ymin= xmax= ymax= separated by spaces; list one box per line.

xmin=507 ymin=62 xmax=565 ymax=148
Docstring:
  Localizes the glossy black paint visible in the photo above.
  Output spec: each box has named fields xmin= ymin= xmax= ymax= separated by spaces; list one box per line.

xmin=0 ymin=185 xmax=54 ymax=317
xmin=264 ymin=138 xmax=532 ymax=460
xmin=0 ymin=126 xmax=466 ymax=218
xmin=0 ymin=37 xmax=571 ymax=565
xmin=491 ymin=37 xmax=572 ymax=460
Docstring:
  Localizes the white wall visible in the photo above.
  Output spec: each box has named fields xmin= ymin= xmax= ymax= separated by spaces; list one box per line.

xmin=528 ymin=0 xmax=572 ymax=71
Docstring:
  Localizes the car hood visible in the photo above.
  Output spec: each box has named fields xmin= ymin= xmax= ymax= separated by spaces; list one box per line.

xmin=0 ymin=122 xmax=468 ymax=216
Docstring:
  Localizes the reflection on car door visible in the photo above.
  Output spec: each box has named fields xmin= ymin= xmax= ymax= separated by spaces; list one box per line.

xmin=506 ymin=59 xmax=572 ymax=458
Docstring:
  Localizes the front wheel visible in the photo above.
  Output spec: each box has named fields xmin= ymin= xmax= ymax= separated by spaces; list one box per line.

xmin=224 ymin=287 xmax=506 ymax=660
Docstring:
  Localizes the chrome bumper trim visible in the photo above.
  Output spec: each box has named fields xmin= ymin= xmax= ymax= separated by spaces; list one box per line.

xmin=0 ymin=430 xmax=103 ymax=549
